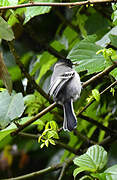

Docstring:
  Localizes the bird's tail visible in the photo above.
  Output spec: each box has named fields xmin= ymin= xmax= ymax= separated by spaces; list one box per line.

xmin=63 ymin=100 xmax=77 ymax=131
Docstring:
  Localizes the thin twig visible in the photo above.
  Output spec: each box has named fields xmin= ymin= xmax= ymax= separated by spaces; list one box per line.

xmin=2 ymin=158 xmax=73 ymax=180
xmin=82 ymin=63 xmax=117 ymax=88
xmin=11 ymin=71 xmax=117 ymax=136
xmin=0 ymin=0 xmax=114 ymax=10
xmin=58 ymin=163 xmax=67 ymax=180
xmin=79 ymin=114 xmax=115 ymax=135
xmin=99 ymin=134 xmax=117 ymax=145
xmin=55 ymin=140 xmax=78 ymax=154
xmin=11 ymin=102 xmax=57 ymax=136
xmin=77 ymin=80 xmax=117 ymax=134
xmin=18 ymin=132 xmax=78 ymax=154
xmin=74 ymin=129 xmax=96 ymax=145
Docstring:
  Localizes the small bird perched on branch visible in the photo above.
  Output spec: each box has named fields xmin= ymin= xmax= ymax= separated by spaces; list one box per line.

xmin=49 ymin=59 xmax=82 ymax=131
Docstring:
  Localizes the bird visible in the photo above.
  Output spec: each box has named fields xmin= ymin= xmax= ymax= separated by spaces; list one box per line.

xmin=49 ymin=59 xmax=82 ymax=131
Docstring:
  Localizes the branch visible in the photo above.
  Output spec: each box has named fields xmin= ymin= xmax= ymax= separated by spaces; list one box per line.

xmin=77 ymin=80 xmax=117 ymax=134
xmin=11 ymin=102 xmax=56 ymax=136
xmin=8 ymin=41 xmax=52 ymax=103
xmin=55 ymin=140 xmax=78 ymax=154
xmin=74 ymin=129 xmax=96 ymax=145
xmin=2 ymin=158 xmax=73 ymax=180
xmin=79 ymin=114 xmax=114 ymax=135
xmin=11 ymin=67 xmax=117 ymax=136
xmin=18 ymin=132 xmax=78 ymax=154
xmin=99 ymin=133 xmax=117 ymax=146
xmin=82 ymin=63 xmax=117 ymax=88
xmin=0 ymin=0 xmax=114 ymax=10
xmin=58 ymin=163 xmax=67 ymax=180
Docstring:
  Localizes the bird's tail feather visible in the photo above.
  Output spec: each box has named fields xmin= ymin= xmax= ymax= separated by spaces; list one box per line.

xmin=63 ymin=100 xmax=77 ymax=131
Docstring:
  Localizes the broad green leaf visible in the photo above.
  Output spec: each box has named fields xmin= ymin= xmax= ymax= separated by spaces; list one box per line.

xmin=67 ymin=35 xmax=105 ymax=74
xmin=92 ymin=165 xmax=117 ymax=180
xmin=96 ymin=26 xmax=117 ymax=47
xmin=105 ymin=164 xmax=117 ymax=174
xmin=86 ymin=145 xmax=107 ymax=170
xmin=109 ymin=34 xmax=117 ymax=48
xmin=92 ymin=89 xmax=100 ymax=102
xmin=0 ymin=91 xmax=24 ymax=128
xmin=74 ymin=154 xmax=97 ymax=172
xmin=0 ymin=16 xmax=14 ymax=41
xmin=74 ymin=145 xmax=107 ymax=172
xmin=24 ymin=0 xmax=54 ymax=24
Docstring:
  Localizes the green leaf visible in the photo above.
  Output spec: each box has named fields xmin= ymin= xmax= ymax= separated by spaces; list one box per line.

xmin=8 ymin=8 xmax=25 ymax=26
xmin=49 ymin=121 xmax=58 ymax=131
xmin=0 ymin=16 xmax=14 ymax=41
xmin=76 ymin=12 xmax=87 ymax=38
xmin=67 ymin=35 xmax=105 ymax=75
xmin=49 ymin=139 xmax=56 ymax=145
xmin=33 ymin=120 xmax=45 ymax=132
xmin=0 ymin=91 xmax=24 ymax=128
xmin=112 ymin=9 xmax=117 ymax=25
xmin=92 ymin=89 xmax=100 ymax=102
xmin=40 ymin=143 xmax=45 ymax=148
xmin=8 ymin=0 xmax=18 ymax=5
xmin=24 ymin=0 xmax=54 ymax=24
xmin=47 ymin=130 xmax=59 ymax=139
xmin=35 ymin=52 xmax=57 ymax=83
xmin=105 ymin=164 xmax=117 ymax=174
xmin=45 ymin=139 xmax=49 ymax=147
xmin=109 ymin=34 xmax=117 ymax=48
xmin=0 ymin=122 xmax=16 ymax=142
xmin=96 ymin=26 xmax=117 ymax=48
xmin=92 ymin=165 xmax=117 ymax=180
xmin=0 ymin=0 xmax=18 ymax=6
xmin=45 ymin=121 xmax=58 ymax=131
xmin=73 ymin=167 xmax=89 ymax=178
xmin=73 ymin=145 xmax=107 ymax=172
xmin=79 ymin=175 xmax=94 ymax=180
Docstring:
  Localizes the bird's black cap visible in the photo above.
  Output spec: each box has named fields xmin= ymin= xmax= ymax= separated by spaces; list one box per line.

xmin=58 ymin=59 xmax=73 ymax=68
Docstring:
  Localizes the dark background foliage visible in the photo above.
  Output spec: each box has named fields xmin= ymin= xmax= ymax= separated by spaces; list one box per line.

xmin=0 ymin=0 xmax=117 ymax=179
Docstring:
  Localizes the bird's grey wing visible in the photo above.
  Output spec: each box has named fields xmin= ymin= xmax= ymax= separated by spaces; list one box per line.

xmin=49 ymin=71 xmax=75 ymax=98
xmin=49 ymin=78 xmax=62 ymax=97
